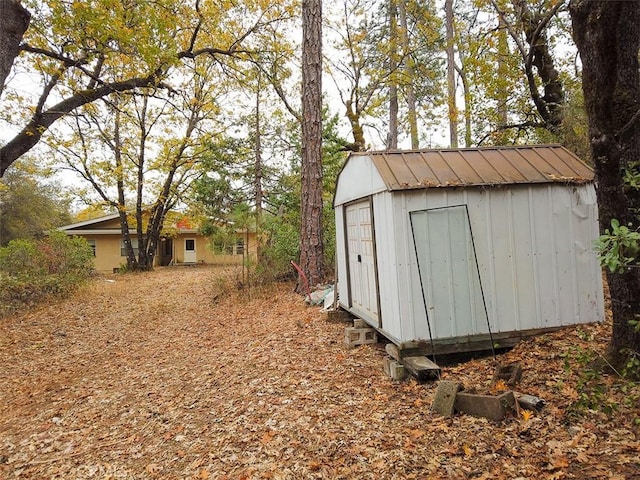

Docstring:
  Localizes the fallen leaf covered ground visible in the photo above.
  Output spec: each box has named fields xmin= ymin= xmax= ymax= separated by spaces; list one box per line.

xmin=1 ymin=266 xmax=639 ymax=479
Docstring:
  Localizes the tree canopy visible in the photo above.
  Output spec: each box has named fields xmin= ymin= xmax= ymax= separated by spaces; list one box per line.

xmin=0 ymin=161 xmax=71 ymax=246
xmin=0 ymin=0 xmax=297 ymax=176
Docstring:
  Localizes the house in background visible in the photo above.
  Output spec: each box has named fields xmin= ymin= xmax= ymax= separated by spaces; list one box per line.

xmin=58 ymin=213 xmax=257 ymax=272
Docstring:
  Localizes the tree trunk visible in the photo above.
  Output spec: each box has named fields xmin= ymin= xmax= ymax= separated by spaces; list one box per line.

xmin=255 ymin=73 xmax=264 ymax=221
xmin=459 ymin=64 xmax=472 ymax=147
xmin=345 ymin=98 xmax=366 ymax=151
xmin=445 ymin=0 xmax=458 ymax=148
xmin=570 ymin=0 xmax=640 ymax=373
xmin=387 ymin=0 xmax=398 ymax=150
xmin=398 ymin=0 xmax=418 ymax=149
xmin=513 ymin=0 xmax=565 ymax=132
xmin=113 ymin=106 xmax=138 ymax=270
xmin=496 ymin=15 xmax=509 ymax=130
xmin=299 ymin=0 xmax=324 ymax=291
xmin=0 ymin=0 xmax=30 ymax=96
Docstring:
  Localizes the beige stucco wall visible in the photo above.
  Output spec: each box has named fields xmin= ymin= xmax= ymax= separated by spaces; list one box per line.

xmin=71 ymin=231 xmax=258 ymax=272
xmin=86 ymin=235 xmax=123 ymax=272
xmin=172 ymin=232 xmax=258 ymax=265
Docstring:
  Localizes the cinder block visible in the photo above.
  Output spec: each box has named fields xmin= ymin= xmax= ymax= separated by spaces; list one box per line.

xmin=455 ymin=391 xmax=516 ymax=422
xmin=383 ymin=356 xmax=407 ymax=381
xmin=353 ymin=319 xmax=367 ymax=328
xmin=432 ymin=381 xmax=463 ymax=417
xmin=385 ymin=343 xmax=401 ymax=361
xmin=494 ymin=363 xmax=523 ymax=387
xmin=344 ymin=326 xmax=377 ymax=348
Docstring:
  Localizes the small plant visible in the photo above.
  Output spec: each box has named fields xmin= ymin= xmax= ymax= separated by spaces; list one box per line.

xmin=520 ymin=409 xmax=534 ymax=423
xmin=595 ymin=219 xmax=640 ymax=273
xmin=621 ymin=347 xmax=640 ymax=379
xmin=622 ymin=161 xmax=640 ymax=190
xmin=563 ymin=345 xmax=640 ymax=422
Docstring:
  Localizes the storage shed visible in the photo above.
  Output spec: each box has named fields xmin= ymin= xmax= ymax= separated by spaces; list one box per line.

xmin=334 ymin=145 xmax=604 ymax=355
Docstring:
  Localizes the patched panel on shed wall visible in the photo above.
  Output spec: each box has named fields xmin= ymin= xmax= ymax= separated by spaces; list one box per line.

xmin=410 ymin=206 xmax=489 ymax=340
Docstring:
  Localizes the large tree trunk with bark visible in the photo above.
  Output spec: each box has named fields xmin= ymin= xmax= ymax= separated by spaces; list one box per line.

xmin=0 ymin=0 xmax=30 ymax=96
xmin=345 ymin=99 xmax=366 ymax=152
xmin=299 ymin=0 xmax=324 ymax=291
xmin=513 ymin=0 xmax=564 ymax=133
xmin=570 ymin=0 xmax=640 ymax=373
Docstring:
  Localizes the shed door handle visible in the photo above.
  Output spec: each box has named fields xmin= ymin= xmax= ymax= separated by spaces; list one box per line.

xmin=357 ymin=254 xmax=362 ymax=263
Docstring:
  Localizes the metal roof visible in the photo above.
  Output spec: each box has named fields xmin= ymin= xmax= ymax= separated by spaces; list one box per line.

xmin=351 ymin=145 xmax=594 ymax=190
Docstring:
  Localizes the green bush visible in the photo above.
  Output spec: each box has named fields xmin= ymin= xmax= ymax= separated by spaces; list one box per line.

xmin=257 ymin=216 xmax=300 ymax=281
xmin=40 ymin=231 xmax=95 ymax=279
xmin=0 ymin=238 xmax=46 ymax=277
xmin=0 ymin=233 xmax=94 ymax=317
xmin=255 ymin=201 xmax=336 ymax=283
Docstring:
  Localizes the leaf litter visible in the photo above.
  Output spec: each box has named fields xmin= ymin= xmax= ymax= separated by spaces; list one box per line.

xmin=1 ymin=266 xmax=638 ymax=479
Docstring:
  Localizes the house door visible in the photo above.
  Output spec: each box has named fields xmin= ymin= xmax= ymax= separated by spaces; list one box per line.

xmin=409 ymin=205 xmax=489 ymax=339
xmin=345 ymin=199 xmax=379 ymax=326
xmin=184 ymin=238 xmax=196 ymax=263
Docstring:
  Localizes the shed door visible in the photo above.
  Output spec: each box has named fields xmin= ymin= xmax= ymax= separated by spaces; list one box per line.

xmin=410 ymin=206 xmax=488 ymax=339
xmin=346 ymin=200 xmax=379 ymax=325
xmin=184 ymin=238 xmax=196 ymax=263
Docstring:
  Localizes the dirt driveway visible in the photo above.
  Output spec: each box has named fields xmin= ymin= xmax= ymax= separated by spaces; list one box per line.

xmin=1 ymin=267 xmax=638 ymax=479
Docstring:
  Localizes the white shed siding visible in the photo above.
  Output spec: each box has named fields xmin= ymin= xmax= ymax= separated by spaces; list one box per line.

xmin=334 ymin=154 xmax=387 ymax=206
xmin=410 ymin=206 xmax=488 ymax=339
xmin=372 ymin=192 xmax=399 ymax=334
xmin=334 ymin=148 xmax=603 ymax=349
xmin=368 ymin=183 xmax=604 ymax=345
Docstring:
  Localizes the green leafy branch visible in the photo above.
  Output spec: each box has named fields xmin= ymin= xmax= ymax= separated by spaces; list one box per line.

xmin=595 ymin=219 xmax=640 ymax=274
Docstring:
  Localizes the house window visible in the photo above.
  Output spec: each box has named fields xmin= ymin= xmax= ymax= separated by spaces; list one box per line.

xmin=212 ymin=241 xmax=230 ymax=254
xmin=212 ymin=237 xmax=245 ymax=255
xmin=87 ymin=239 xmax=96 ymax=257
xmin=120 ymin=238 xmax=139 ymax=257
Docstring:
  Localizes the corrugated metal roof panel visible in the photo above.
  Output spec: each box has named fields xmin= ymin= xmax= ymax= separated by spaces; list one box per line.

xmin=356 ymin=145 xmax=593 ymax=190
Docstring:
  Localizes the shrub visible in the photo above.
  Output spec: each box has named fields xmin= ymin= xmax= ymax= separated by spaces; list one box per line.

xmin=40 ymin=231 xmax=94 ymax=279
xmin=256 ymin=216 xmax=300 ymax=281
xmin=0 ymin=238 xmax=46 ymax=277
xmin=0 ymin=233 xmax=94 ymax=317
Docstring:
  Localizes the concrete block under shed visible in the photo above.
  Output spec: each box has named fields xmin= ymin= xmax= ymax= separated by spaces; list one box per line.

xmin=353 ymin=318 xmax=367 ymax=328
xmin=383 ymin=356 xmax=407 ymax=381
xmin=344 ymin=326 xmax=377 ymax=349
